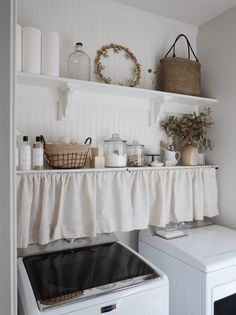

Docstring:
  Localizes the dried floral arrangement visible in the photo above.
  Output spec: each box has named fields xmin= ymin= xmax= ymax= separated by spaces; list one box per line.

xmin=161 ymin=108 xmax=214 ymax=150
xmin=95 ymin=43 xmax=141 ymax=87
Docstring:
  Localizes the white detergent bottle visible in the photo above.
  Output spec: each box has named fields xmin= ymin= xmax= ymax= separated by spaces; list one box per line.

xmin=19 ymin=136 xmax=31 ymax=170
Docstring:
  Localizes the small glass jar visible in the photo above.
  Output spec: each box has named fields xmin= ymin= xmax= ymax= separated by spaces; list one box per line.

xmin=104 ymin=134 xmax=127 ymax=167
xmin=127 ymin=140 xmax=145 ymax=167
xmin=67 ymin=42 xmax=91 ymax=81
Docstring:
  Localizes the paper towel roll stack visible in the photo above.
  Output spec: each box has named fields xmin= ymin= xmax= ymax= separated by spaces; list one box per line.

xmin=22 ymin=27 xmax=41 ymax=74
xmin=42 ymin=31 xmax=60 ymax=77
xmin=16 ymin=24 xmax=22 ymax=72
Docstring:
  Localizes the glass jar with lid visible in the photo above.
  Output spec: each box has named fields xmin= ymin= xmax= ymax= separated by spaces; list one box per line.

xmin=104 ymin=134 xmax=127 ymax=167
xmin=127 ymin=140 xmax=145 ymax=167
xmin=67 ymin=42 xmax=91 ymax=81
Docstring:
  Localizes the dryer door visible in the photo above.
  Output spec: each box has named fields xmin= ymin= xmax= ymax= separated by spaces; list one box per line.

xmin=213 ymin=279 xmax=236 ymax=315
xmin=214 ymin=293 xmax=236 ymax=315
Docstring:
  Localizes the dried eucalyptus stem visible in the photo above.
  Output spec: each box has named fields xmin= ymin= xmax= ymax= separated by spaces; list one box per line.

xmin=161 ymin=108 xmax=214 ymax=151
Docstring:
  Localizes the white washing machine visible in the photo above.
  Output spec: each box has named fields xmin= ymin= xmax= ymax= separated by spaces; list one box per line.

xmin=139 ymin=224 xmax=236 ymax=315
xmin=18 ymin=234 xmax=168 ymax=315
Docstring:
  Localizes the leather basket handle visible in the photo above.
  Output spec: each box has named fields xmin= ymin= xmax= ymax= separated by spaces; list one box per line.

xmin=165 ymin=34 xmax=199 ymax=62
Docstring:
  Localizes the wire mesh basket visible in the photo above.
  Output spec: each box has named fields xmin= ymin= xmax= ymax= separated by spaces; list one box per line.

xmin=41 ymin=136 xmax=92 ymax=169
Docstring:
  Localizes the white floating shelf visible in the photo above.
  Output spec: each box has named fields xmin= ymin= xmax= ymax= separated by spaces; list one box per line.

xmin=17 ymin=72 xmax=218 ymax=123
xmin=17 ymin=72 xmax=217 ymax=104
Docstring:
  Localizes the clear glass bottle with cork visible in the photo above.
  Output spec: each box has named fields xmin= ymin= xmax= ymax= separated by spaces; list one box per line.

xmin=67 ymin=42 xmax=91 ymax=81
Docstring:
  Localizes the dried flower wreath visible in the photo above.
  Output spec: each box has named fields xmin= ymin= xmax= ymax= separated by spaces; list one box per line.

xmin=95 ymin=43 xmax=141 ymax=87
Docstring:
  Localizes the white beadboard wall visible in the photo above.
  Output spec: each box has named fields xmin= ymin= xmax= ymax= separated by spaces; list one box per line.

xmin=17 ymin=0 xmax=198 ymax=150
xmin=17 ymin=85 xmax=158 ymax=149
xmin=17 ymin=0 xmax=198 ymax=86
xmin=17 ymin=0 xmax=198 ymax=249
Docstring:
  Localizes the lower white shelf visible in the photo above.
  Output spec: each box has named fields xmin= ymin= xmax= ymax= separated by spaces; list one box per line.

xmin=16 ymin=165 xmax=217 ymax=175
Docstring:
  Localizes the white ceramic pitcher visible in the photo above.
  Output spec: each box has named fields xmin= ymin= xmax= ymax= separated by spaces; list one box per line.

xmin=164 ymin=149 xmax=181 ymax=166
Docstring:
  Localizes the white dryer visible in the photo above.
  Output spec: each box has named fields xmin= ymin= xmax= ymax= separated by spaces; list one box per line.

xmin=139 ymin=224 xmax=236 ymax=315
xmin=18 ymin=234 xmax=168 ymax=315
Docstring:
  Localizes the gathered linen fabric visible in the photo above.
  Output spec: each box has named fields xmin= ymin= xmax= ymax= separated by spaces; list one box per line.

xmin=17 ymin=167 xmax=219 ymax=248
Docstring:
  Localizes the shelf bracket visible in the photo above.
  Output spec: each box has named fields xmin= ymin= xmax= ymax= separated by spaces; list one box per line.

xmin=58 ymin=83 xmax=78 ymax=121
xmin=149 ymin=95 xmax=174 ymax=127
xmin=149 ymin=97 xmax=163 ymax=127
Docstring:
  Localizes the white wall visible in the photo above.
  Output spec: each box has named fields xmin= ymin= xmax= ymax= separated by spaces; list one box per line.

xmin=17 ymin=0 xmax=198 ymax=249
xmin=198 ymin=6 xmax=236 ymax=229
xmin=0 ymin=0 xmax=17 ymax=314
xmin=17 ymin=0 xmax=197 ymax=87
xmin=17 ymin=0 xmax=198 ymax=151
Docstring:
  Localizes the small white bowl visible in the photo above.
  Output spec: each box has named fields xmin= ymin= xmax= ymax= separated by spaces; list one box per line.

xmin=150 ymin=161 xmax=164 ymax=167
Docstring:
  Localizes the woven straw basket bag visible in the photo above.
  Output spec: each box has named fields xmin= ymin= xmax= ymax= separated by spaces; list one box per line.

xmin=160 ymin=34 xmax=201 ymax=96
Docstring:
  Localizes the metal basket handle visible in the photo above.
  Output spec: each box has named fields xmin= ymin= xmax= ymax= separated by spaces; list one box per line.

xmin=40 ymin=135 xmax=46 ymax=149
xmin=84 ymin=137 xmax=92 ymax=145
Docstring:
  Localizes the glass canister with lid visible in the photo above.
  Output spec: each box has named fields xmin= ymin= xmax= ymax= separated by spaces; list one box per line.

xmin=127 ymin=140 xmax=145 ymax=167
xmin=104 ymin=134 xmax=127 ymax=167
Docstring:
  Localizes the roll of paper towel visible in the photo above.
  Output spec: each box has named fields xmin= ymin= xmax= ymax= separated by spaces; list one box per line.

xmin=16 ymin=24 xmax=22 ymax=72
xmin=22 ymin=26 xmax=41 ymax=74
xmin=42 ymin=31 xmax=60 ymax=77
